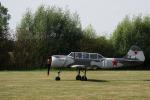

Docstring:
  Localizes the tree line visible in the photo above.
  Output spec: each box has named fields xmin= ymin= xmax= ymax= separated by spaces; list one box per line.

xmin=0 ymin=3 xmax=150 ymax=70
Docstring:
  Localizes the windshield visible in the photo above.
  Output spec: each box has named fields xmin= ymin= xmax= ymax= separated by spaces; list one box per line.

xmin=90 ymin=53 xmax=97 ymax=59
xmin=68 ymin=52 xmax=74 ymax=57
xmin=98 ymin=54 xmax=103 ymax=59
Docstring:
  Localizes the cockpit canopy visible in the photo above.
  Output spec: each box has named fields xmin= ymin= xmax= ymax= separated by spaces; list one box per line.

xmin=68 ymin=52 xmax=103 ymax=60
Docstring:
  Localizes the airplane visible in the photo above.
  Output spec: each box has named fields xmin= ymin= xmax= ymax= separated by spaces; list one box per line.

xmin=49 ymin=45 xmax=145 ymax=81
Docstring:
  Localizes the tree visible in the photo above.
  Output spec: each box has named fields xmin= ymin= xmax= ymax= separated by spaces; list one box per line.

xmin=15 ymin=5 xmax=83 ymax=67
xmin=111 ymin=16 xmax=133 ymax=55
xmin=0 ymin=3 xmax=11 ymax=69
xmin=80 ymin=25 xmax=114 ymax=57
xmin=0 ymin=3 xmax=10 ymax=39
xmin=83 ymin=24 xmax=97 ymax=39
xmin=111 ymin=15 xmax=150 ymax=67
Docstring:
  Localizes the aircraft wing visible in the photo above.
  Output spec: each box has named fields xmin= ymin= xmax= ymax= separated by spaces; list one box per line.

xmin=71 ymin=65 xmax=85 ymax=68
xmin=70 ymin=65 xmax=98 ymax=69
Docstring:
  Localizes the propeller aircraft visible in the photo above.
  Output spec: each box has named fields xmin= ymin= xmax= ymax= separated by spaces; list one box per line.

xmin=49 ymin=45 xmax=145 ymax=81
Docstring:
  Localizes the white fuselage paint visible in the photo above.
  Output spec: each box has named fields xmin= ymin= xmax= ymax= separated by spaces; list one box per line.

xmin=51 ymin=46 xmax=145 ymax=69
xmin=90 ymin=58 xmax=123 ymax=68
xmin=127 ymin=50 xmax=145 ymax=61
xmin=51 ymin=56 xmax=66 ymax=67
xmin=51 ymin=56 xmax=123 ymax=69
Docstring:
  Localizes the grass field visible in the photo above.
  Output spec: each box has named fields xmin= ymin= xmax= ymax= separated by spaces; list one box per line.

xmin=0 ymin=70 xmax=150 ymax=100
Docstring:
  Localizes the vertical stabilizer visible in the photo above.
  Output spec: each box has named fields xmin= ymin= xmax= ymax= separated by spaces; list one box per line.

xmin=126 ymin=45 xmax=145 ymax=61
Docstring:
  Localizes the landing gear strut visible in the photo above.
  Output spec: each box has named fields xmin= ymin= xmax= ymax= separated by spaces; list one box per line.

xmin=81 ymin=68 xmax=87 ymax=81
xmin=76 ymin=69 xmax=81 ymax=80
xmin=55 ymin=68 xmax=87 ymax=81
xmin=76 ymin=68 xmax=87 ymax=81
xmin=55 ymin=71 xmax=61 ymax=81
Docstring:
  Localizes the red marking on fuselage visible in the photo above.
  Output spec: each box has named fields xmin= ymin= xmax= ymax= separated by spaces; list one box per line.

xmin=112 ymin=58 xmax=118 ymax=67
xmin=134 ymin=51 xmax=138 ymax=55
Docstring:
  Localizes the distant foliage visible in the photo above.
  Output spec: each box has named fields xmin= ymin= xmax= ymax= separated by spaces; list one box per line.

xmin=80 ymin=25 xmax=114 ymax=57
xmin=111 ymin=15 xmax=150 ymax=66
xmin=1 ymin=3 xmax=150 ymax=70
xmin=0 ymin=3 xmax=13 ymax=69
xmin=15 ymin=6 xmax=83 ymax=67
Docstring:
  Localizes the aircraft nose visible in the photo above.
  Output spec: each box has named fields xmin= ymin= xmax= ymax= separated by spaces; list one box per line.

xmin=51 ymin=55 xmax=66 ymax=67
xmin=51 ymin=56 xmax=57 ymax=67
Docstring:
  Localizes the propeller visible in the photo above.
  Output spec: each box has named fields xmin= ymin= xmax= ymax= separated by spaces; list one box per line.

xmin=47 ymin=57 xmax=52 ymax=76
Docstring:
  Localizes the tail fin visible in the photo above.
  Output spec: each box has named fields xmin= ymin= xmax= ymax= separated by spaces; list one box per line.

xmin=126 ymin=45 xmax=145 ymax=61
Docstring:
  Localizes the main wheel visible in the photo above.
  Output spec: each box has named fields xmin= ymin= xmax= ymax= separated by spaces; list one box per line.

xmin=76 ymin=75 xmax=81 ymax=80
xmin=81 ymin=76 xmax=87 ymax=81
xmin=55 ymin=76 xmax=60 ymax=81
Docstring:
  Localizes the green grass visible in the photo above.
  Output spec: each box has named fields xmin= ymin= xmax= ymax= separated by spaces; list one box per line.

xmin=0 ymin=70 xmax=150 ymax=100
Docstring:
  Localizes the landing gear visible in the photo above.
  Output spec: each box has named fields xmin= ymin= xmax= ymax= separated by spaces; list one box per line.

xmin=55 ymin=76 xmax=60 ymax=80
xmin=81 ymin=69 xmax=87 ymax=81
xmin=81 ymin=76 xmax=87 ymax=81
xmin=76 ymin=75 xmax=81 ymax=80
xmin=76 ymin=68 xmax=87 ymax=81
xmin=55 ymin=71 xmax=61 ymax=81
xmin=76 ymin=69 xmax=81 ymax=80
xmin=54 ymin=68 xmax=87 ymax=81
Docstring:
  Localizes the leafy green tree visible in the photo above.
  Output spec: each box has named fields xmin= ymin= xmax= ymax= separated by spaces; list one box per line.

xmin=15 ymin=10 xmax=34 ymax=67
xmin=0 ymin=3 xmax=11 ymax=68
xmin=0 ymin=3 xmax=10 ymax=39
xmin=111 ymin=16 xmax=133 ymax=55
xmin=111 ymin=15 xmax=150 ymax=67
xmin=80 ymin=25 xmax=114 ymax=57
xmin=15 ymin=6 xmax=83 ymax=67
xmin=83 ymin=24 xmax=97 ymax=39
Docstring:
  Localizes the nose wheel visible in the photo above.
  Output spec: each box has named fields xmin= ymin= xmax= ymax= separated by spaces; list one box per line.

xmin=55 ymin=76 xmax=60 ymax=80
xmin=55 ymin=71 xmax=61 ymax=81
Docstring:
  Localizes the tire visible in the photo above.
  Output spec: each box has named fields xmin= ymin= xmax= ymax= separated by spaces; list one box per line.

xmin=76 ymin=75 xmax=81 ymax=80
xmin=81 ymin=76 xmax=87 ymax=81
xmin=55 ymin=76 xmax=60 ymax=81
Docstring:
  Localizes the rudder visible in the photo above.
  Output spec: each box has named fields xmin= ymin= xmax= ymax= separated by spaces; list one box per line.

xmin=126 ymin=45 xmax=145 ymax=62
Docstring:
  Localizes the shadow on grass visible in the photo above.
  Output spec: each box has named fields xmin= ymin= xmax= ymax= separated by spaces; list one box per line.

xmin=54 ymin=79 xmax=150 ymax=82
xmin=87 ymin=79 xmax=150 ymax=82
xmin=143 ymin=80 xmax=150 ymax=81
xmin=108 ymin=79 xmax=150 ymax=82
xmin=86 ymin=79 xmax=150 ymax=82
xmin=60 ymin=79 xmax=108 ymax=83
xmin=87 ymin=79 xmax=109 ymax=82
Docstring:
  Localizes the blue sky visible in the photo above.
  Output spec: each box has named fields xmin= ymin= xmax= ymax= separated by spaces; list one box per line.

xmin=1 ymin=0 xmax=150 ymax=35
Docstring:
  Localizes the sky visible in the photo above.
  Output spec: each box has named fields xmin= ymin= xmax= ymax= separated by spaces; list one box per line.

xmin=1 ymin=0 xmax=150 ymax=35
